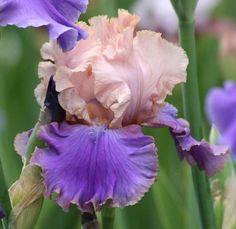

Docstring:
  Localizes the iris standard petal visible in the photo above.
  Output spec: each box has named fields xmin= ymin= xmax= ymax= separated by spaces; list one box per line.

xmin=94 ymin=30 xmax=188 ymax=127
xmin=35 ymin=10 xmax=188 ymax=126
xmin=0 ymin=0 xmax=88 ymax=51
xmin=143 ymin=103 xmax=228 ymax=176
xmin=206 ymin=81 xmax=236 ymax=158
xmin=31 ymin=122 xmax=157 ymax=212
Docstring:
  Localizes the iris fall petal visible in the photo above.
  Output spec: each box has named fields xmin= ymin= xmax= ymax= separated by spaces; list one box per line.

xmin=143 ymin=103 xmax=228 ymax=176
xmin=31 ymin=122 xmax=157 ymax=211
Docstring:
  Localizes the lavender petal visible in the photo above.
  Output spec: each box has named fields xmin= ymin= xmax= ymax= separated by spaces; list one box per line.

xmin=143 ymin=103 xmax=228 ymax=176
xmin=0 ymin=0 xmax=88 ymax=51
xmin=31 ymin=122 xmax=157 ymax=212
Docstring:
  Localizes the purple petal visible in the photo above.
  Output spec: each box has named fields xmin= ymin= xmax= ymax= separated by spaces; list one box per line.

xmin=14 ymin=129 xmax=32 ymax=157
xmin=206 ymin=81 xmax=236 ymax=159
xmin=31 ymin=122 xmax=157 ymax=212
xmin=0 ymin=206 xmax=5 ymax=219
xmin=0 ymin=0 xmax=88 ymax=51
xmin=143 ymin=103 xmax=228 ymax=176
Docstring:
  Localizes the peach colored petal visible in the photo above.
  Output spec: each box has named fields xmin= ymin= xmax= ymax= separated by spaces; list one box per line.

xmin=133 ymin=30 xmax=188 ymax=105
xmin=35 ymin=62 xmax=55 ymax=106
xmin=64 ymin=38 xmax=101 ymax=72
xmin=88 ymin=9 xmax=139 ymax=47
xmin=95 ymin=80 xmax=131 ymax=127
xmin=57 ymin=70 xmax=95 ymax=122
xmin=54 ymin=66 xmax=74 ymax=92
xmin=40 ymin=41 xmax=61 ymax=61
xmin=35 ymin=82 xmax=47 ymax=107
xmin=58 ymin=88 xmax=89 ymax=122
xmin=69 ymin=69 xmax=94 ymax=101
xmin=35 ymin=26 xmax=101 ymax=113
xmin=93 ymin=30 xmax=188 ymax=127
xmin=35 ymin=10 xmax=188 ymax=128
xmin=38 ymin=61 xmax=55 ymax=80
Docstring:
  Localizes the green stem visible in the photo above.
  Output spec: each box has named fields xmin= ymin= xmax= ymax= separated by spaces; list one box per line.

xmin=101 ymin=208 xmax=115 ymax=229
xmin=179 ymin=20 xmax=216 ymax=229
xmin=0 ymin=159 xmax=11 ymax=227
xmin=25 ymin=110 xmax=47 ymax=166
xmin=24 ymin=122 xmax=41 ymax=166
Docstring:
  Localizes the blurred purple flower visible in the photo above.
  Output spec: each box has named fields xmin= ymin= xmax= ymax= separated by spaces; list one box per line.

xmin=0 ymin=206 xmax=5 ymax=219
xmin=0 ymin=0 xmax=89 ymax=51
xmin=206 ymin=81 xmax=236 ymax=159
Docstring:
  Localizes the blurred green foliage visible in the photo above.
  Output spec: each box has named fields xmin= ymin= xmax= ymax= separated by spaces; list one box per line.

xmin=0 ymin=0 xmax=235 ymax=228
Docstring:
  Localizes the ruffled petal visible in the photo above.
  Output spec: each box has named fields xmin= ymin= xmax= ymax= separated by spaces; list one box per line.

xmin=0 ymin=0 xmax=88 ymax=51
xmin=93 ymin=31 xmax=188 ymax=127
xmin=35 ymin=10 xmax=187 ymax=127
xmin=14 ymin=129 xmax=32 ymax=157
xmin=143 ymin=103 xmax=228 ymax=176
xmin=35 ymin=35 xmax=101 ymax=118
xmin=206 ymin=81 xmax=236 ymax=158
xmin=31 ymin=122 xmax=157 ymax=212
xmin=88 ymin=9 xmax=139 ymax=47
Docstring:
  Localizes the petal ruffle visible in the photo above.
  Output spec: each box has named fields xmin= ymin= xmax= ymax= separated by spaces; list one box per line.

xmin=93 ymin=31 xmax=188 ymax=127
xmin=14 ymin=129 xmax=32 ymax=157
xmin=0 ymin=0 xmax=88 ymax=51
xmin=206 ymin=81 xmax=236 ymax=158
xmin=143 ymin=103 xmax=228 ymax=176
xmin=35 ymin=10 xmax=188 ymax=127
xmin=31 ymin=122 xmax=157 ymax=212
xmin=35 ymin=35 xmax=101 ymax=120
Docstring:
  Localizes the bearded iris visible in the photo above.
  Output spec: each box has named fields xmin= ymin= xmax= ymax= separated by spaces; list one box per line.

xmin=14 ymin=10 xmax=227 ymax=212
xmin=0 ymin=0 xmax=88 ymax=51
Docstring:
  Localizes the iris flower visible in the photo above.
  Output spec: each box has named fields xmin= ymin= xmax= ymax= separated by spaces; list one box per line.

xmin=206 ymin=81 xmax=236 ymax=159
xmin=0 ymin=0 xmax=89 ymax=51
xmin=15 ymin=10 xmax=227 ymax=212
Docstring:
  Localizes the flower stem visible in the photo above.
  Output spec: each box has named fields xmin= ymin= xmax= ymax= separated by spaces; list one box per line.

xmin=81 ymin=212 xmax=100 ymax=229
xmin=179 ymin=20 xmax=216 ymax=229
xmin=0 ymin=159 xmax=11 ymax=227
xmin=101 ymin=207 xmax=115 ymax=229
xmin=24 ymin=122 xmax=41 ymax=166
xmin=25 ymin=110 xmax=47 ymax=166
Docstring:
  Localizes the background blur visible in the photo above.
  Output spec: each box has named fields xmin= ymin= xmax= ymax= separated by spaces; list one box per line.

xmin=0 ymin=0 xmax=236 ymax=228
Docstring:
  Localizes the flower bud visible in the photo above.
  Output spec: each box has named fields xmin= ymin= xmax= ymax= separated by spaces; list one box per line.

xmin=8 ymin=165 xmax=44 ymax=229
